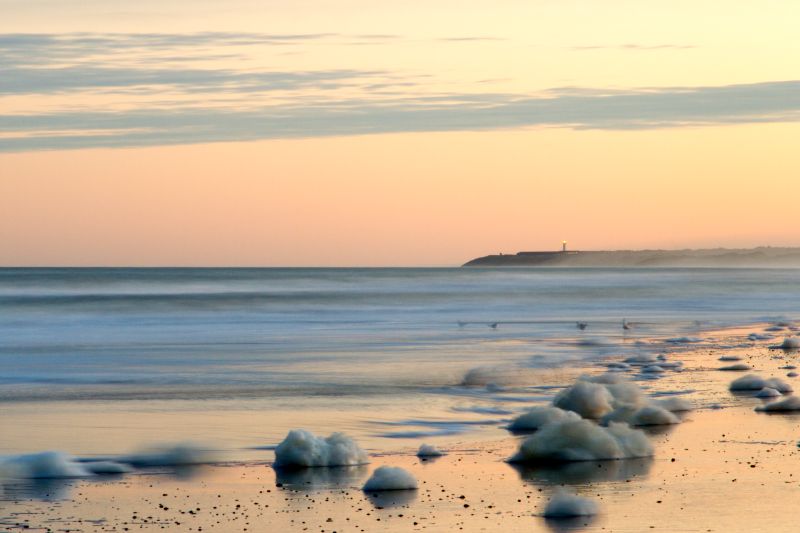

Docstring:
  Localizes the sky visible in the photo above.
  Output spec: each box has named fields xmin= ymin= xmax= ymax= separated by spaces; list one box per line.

xmin=1 ymin=0 xmax=799 ymax=266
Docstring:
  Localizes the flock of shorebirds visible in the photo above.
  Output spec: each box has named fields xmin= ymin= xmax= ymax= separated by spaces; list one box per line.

xmin=458 ymin=319 xmax=634 ymax=330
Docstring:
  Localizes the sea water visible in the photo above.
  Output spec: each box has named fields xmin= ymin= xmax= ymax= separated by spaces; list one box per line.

xmin=1 ymin=267 xmax=798 ymax=459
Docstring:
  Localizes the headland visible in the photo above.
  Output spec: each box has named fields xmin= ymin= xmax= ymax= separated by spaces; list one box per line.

xmin=463 ymin=246 xmax=800 ymax=267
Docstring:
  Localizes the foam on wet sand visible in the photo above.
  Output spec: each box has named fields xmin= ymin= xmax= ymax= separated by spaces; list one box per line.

xmin=508 ymin=419 xmax=654 ymax=463
xmin=729 ymin=374 xmax=793 ymax=393
xmin=416 ymin=443 xmax=445 ymax=457
xmin=362 ymin=466 xmax=418 ymax=491
xmin=508 ymin=406 xmax=581 ymax=431
xmin=0 ymin=451 xmax=90 ymax=479
xmin=7 ymin=324 xmax=800 ymax=532
xmin=274 ymin=430 xmax=369 ymax=468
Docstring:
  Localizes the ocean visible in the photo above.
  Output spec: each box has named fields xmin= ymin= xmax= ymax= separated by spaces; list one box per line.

xmin=1 ymin=267 xmax=798 ymax=459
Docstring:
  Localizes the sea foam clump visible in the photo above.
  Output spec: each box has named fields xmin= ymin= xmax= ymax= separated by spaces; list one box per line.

xmin=605 ymin=381 xmax=647 ymax=407
xmin=655 ymin=361 xmax=683 ymax=370
xmin=543 ymin=490 xmax=599 ymax=518
xmin=123 ymin=444 xmax=217 ymax=468
xmin=729 ymin=374 xmax=793 ymax=393
xmin=552 ymin=380 xmax=615 ymax=419
xmin=508 ymin=407 xmax=581 ymax=432
xmin=0 ymin=452 xmax=91 ymax=479
xmin=582 ymin=373 xmax=625 ymax=385
xmin=601 ymin=405 xmax=679 ymax=426
xmin=508 ymin=419 xmax=653 ymax=463
xmin=82 ymin=461 xmax=134 ymax=475
xmin=755 ymin=396 xmax=800 ymax=412
xmin=416 ymin=444 xmax=444 ymax=457
xmin=274 ymin=430 xmax=369 ymax=468
xmin=666 ymin=336 xmax=702 ymax=344
xmin=624 ymin=354 xmax=658 ymax=365
xmin=718 ymin=364 xmax=751 ymax=371
xmin=552 ymin=375 xmax=683 ymax=425
xmin=461 ymin=365 xmax=531 ymax=387
xmin=362 ymin=466 xmax=417 ymax=491
xmin=777 ymin=337 xmax=800 ymax=350
xmin=654 ymin=397 xmax=693 ymax=412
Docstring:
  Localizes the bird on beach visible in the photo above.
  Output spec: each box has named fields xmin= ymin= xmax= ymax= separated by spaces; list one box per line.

xmin=489 ymin=322 xmax=498 ymax=329
xmin=577 ymin=322 xmax=588 ymax=330
xmin=623 ymin=319 xmax=632 ymax=330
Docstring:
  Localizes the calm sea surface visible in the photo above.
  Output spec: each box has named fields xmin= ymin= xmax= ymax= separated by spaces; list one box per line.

xmin=1 ymin=267 xmax=798 ymax=458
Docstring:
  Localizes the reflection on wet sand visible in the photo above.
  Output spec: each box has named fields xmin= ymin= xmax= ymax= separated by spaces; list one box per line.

xmin=0 ymin=478 xmax=78 ymax=501
xmin=509 ymin=457 xmax=653 ymax=485
xmin=365 ymin=489 xmax=418 ymax=509
xmin=545 ymin=515 xmax=598 ymax=533
xmin=0 ymin=465 xmax=209 ymax=504
xmin=273 ymin=465 xmax=369 ymax=490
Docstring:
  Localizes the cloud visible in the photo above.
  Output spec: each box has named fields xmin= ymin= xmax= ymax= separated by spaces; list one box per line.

xmin=0 ymin=66 xmax=382 ymax=95
xmin=438 ymin=36 xmax=505 ymax=42
xmin=0 ymin=32 xmax=497 ymax=69
xmin=0 ymin=33 xmax=339 ymax=72
xmin=571 ymin=43 xmax=696 ymax=51
xmin=0 ymin=32 xmax=798 ymax=152
xmin=2 ymin=80 xmax=800 ymax=151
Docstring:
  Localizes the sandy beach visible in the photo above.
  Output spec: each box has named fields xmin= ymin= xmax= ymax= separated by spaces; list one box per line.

xmin=4 ymin=0 xmax=800 ymax=528
xmin=4 ymin=325 xmax=800 ymax=532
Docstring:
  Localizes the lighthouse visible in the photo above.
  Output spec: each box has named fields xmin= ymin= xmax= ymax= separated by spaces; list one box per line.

xmin=562 ymin=241 xmax=567 ymax=253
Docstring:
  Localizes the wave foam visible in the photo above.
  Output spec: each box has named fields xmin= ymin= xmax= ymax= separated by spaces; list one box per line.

xmin=274 ymin=430 xmax=369 ymax=468
xmin=553 ymin=381 xmax=615 ymax=419
xmin=122 ymin=444 xmax=217 ymax=467
xmin=508 ymin=407 xmax=581 ymax=432
xmin=362 ymin=466 xmax=417 ymax=491
xmin=729 ymin=374 xmax=793 ymax=393
xmin=508 ymin=419 xmax=653 ymax=463
xmin=777 ymin=337 xmax=800 ymax=350
xmin=755 ymin=396 xmax=800 ymax=412
xmin=416 ymin=444 xmax=444 ymax=457
xmin=654 ymin=397 xmax=693 ymax=412
xmin=82 ymin=461 xmax=133 ymax=475
xmin=0 ymin=452 xmax=90 ymax=479
xmin=601 ymin=405 xmax=679 ymax=426
xmin=755 ymin=387 xmax=781 ymax=398
xmin=719 ymin=364 xmax=751 ymax=371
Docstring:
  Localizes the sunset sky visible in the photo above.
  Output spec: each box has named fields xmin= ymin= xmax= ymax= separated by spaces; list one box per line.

xmin=2 ymin=0 xmax=799 ymax=266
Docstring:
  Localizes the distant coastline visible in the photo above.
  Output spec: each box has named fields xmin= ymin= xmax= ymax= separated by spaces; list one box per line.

xmin=463 ymin=246 xmax=800 ymax=267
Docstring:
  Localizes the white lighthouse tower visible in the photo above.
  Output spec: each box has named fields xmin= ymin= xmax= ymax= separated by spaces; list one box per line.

xmin=562 ymin=240 xmax=567 ymax=253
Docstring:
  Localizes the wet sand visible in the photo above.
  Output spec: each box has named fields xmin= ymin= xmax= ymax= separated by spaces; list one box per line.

xmin=3 ymin=329 xmax=800 ymax=532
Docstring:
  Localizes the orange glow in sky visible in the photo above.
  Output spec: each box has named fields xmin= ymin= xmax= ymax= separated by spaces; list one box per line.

xmin=1 ymin=0 xmax=799 ymax=265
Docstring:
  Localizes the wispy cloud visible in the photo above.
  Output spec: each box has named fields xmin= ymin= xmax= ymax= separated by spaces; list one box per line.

xmin=0 ymin=33 xmax=335 ymax=69
xmin=0 ymin=32 xmax=498 ymax=69
xmin=0 ymin=66 xmax=382 ymax=95
xmin=3 ymin=81 xmax=800 ymax=152
xmin=1 ymin=32 xmax=798 ymax=152
xmin=437 ymin=36 xmax=505 ymax=42
xmin=571 ymin=43 xmax=696 ymax=51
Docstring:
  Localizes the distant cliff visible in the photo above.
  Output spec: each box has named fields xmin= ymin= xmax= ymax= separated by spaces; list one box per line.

xmin=463 ymin=247 xmax=800 ymax=267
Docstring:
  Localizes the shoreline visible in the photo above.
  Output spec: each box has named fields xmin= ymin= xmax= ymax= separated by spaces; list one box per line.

xmin=3 ymin=323 xmax=800 ymax=531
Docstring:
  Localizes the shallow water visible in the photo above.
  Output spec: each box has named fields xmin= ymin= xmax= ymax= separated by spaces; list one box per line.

xmin=1 ymin=267 xmax=799 ymax=458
